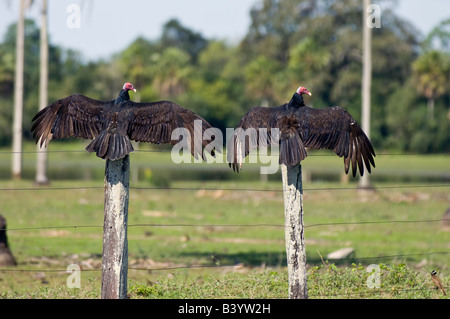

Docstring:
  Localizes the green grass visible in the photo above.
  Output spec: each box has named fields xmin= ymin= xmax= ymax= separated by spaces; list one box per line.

xmin=1 ymin=263 xmax=447 ymax=299
xmin=0 ymin=141 xmax=449 ymax=298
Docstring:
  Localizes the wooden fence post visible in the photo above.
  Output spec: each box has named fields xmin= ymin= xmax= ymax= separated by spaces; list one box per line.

xmin=101 ymin=155 xmax=130 ymax=299
xmin=281 ymin=164 xmax=308 ymax=299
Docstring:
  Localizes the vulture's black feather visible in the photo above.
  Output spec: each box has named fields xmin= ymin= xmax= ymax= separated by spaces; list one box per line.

xmin=228 ymin=86 xmax=375 ymax=177
xmin=31 ymin=83 xmax=215 ymax=161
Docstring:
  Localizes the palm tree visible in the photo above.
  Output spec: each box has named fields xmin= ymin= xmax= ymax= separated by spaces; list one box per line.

xmin=412 ymin=50 xmax=450 ymax=119
xmin=359 ymin=0 xmax=372 ymax=189
xmin=35 ymin=0 xmax=49 ymax=185
xmin=11 ymin=0 xmax=27 ymax=179
xmin=152 ymin=47 xmax=192 ymax=98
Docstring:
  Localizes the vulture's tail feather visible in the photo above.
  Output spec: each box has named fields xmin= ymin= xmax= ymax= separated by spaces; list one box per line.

xmin=86 ymin=131 xmax=134 ymax=161
xmin=279 ymin=133 xmax=307 ymax=167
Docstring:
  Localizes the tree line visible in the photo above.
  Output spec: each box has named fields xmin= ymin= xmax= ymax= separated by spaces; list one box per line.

xmin=0 ymin=0 xmax=449 ymax=153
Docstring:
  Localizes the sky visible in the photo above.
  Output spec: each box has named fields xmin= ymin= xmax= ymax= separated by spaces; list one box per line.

xmin=0 ymin=0 xmax=449 ymax=61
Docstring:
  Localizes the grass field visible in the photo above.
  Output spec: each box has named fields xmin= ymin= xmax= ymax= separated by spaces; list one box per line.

xmin=0 ymin=141 xmax=449 ymax=299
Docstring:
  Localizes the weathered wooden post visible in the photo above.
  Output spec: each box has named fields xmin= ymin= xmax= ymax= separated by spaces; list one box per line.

xmin=281 ymin=164 xmax=307 ymax=299
xmin=101 ymin=156 xmax=130 ymax=299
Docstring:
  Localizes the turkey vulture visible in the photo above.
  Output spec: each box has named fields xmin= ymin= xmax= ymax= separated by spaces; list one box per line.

xmin=228 ymin=86 xmax=376 ymax=177
xmin=31 ymin=82 xmax=215 ymax=161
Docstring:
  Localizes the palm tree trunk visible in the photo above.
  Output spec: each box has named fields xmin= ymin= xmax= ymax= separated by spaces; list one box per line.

xmin=359 ymin=0 xmax=372 ymax=188
xmin=11 ymin=0 xmax=26 ymax=179
xmin=35 ymin=0 xmax=49 ymax=185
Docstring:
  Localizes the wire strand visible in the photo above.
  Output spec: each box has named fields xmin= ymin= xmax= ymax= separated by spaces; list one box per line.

xmin=0 ymin=183 xmax=449 ymax=193
xmin=1 ymin=251 xmax=448 ymax=273
xmin=3 ymin=218 xmax=449 ymax=232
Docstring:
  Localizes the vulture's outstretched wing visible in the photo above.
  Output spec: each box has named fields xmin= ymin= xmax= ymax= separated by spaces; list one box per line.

xmin=296 ymin=106 xmax=376 ymax=177
xmin=31 ymin=95 xmax=107 ymax=147
xmin=228 ymin=104 xmax=375 ymax=177
xmin=227 ymin=106 xmax=285 ymax=172
xmin=125 ymin=101 xmax=216 ymax=161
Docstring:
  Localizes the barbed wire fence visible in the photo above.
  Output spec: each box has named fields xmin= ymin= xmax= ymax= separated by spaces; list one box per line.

xmin=0 ymin=149 xmax=449 ymax=298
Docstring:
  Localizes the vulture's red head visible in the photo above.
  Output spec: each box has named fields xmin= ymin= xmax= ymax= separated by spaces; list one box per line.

xmin=123 ymin=82 xmax=136 ymax=92
xmin=296 ymin=86 xmax=311 ymax=96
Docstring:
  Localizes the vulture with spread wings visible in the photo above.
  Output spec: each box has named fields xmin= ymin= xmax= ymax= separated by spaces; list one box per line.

xmin=228 ymin=86 xmax=375 ymax=177
xmin=31 ymin=82 xmax=215 ymax=161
